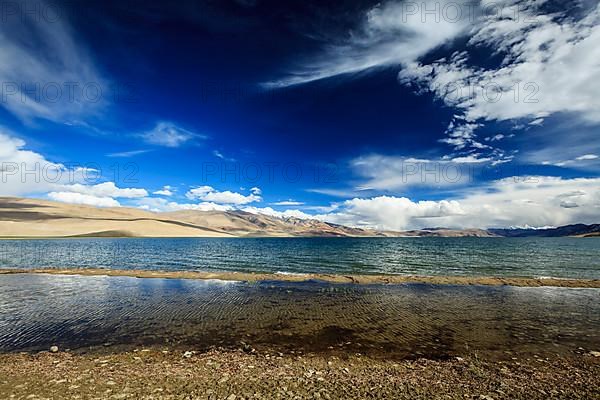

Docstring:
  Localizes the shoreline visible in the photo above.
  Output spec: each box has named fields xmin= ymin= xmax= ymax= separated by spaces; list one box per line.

xmin=1 ymin=349 xmax=599 ymax=399
xmin=2 ymin=268 xmax=600 ymax=288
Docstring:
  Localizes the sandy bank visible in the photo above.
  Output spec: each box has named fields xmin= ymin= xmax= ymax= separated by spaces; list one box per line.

xmin=1 ymin=268 xmax=599 ymax=288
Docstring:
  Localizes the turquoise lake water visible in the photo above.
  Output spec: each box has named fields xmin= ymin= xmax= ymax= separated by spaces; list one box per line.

xmin=0 ymin=237 xmax=599 ymax=279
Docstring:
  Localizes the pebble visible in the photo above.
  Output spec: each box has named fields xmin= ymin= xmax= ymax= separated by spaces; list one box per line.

xmin=50 ymin=346 xmax=59 ymax=353
xmin=183 ymin=351 xmax=193 ymax=358
xmin=590 ymin=351 xmax=600 ymax=357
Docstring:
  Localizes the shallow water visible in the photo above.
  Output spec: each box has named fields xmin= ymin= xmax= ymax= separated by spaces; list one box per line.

xmin=1 ymin=274 xmax=599 ymax=359
xmin=1 ymin=237 xmax=599 ymax=279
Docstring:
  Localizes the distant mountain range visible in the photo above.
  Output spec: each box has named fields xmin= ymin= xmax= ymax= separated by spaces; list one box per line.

xmin=0 ymin=197 xmax=598 ymax=238
xmin=489 ymin=224 xmax=600 ymax=238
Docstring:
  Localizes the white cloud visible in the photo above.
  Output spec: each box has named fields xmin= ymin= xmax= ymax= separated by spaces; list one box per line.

xmin=488 ymin=134 xmax=504 ymax=141
xmin=47 ymin=192 xmax=121 ymax=208
xmin=141 ymin=122 xmax=205 ymax=147
xmin=401 ymin=4 xmax=600 ymax=122
xmin=576 ymin=154 xmax=599 ymax=161
xmin=449 ymin=154 xmax=492 ymax=164
xmin=213 ymin=150 xmax=235 ymax=161
xmin=446 ymin=176 xmax=600 ymax=228
xmin=398 ymin=2 xmax=600 ymax=161
xmin=186 ymin=186 xmax=261 ymax=205
xmin=317 ymin=196 xmax=465 ymax=230
xmin=242 ymin=206 xmax=313 ymax=220
xmin=314 ymin=176 xmax=600 ymax=230
xmin=350 ymin=154 xmax=485 ymax=191
xmin=271 ymin=200 xmax=305 ymax=206
xmin=0 ymin=1 xmax=107 ymax=122
xmin=544 ymin=153 xmax=600 ymax=168
xmin=54 ymin=182 xmax=147 ymax=199
xmin=0 ymin=130 xmax=92 ymax=196
xmin=0 ymin=130 xmax=152 ymax=207
xmin=136 ymin=197 xmax=233 ymax=213
xmin=107 ymin=150 xmax=151 ymax=158
xmin=265 ymin=0 xmax=472 ymax=87
xmin=153 ymin=186 xmax=174 ymax=196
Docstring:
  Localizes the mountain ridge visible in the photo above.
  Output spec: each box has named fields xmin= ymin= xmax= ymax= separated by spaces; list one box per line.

xmin=0 ymin=197 xmax=598 ymax=238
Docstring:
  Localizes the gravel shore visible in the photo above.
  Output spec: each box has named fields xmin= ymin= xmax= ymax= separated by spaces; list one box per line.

xmin=1 ymin=347 xmax=599 ymax=399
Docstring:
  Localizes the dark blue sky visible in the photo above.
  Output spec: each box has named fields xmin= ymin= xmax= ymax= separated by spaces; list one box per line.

xmin=1 ymin=0 xmax=599 ymax=229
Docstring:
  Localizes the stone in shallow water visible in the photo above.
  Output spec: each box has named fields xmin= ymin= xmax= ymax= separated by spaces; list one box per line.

xmin=50 ymin=346 xmax=59 ymax=353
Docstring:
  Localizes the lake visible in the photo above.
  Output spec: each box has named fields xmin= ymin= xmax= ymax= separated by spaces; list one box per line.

xmin=0 ymin=237 xmax=599 ymax=279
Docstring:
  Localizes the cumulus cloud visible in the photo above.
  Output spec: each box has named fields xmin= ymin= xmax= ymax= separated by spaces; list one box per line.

xmin=242 ymin=206 xmax=313 ymax=220
xmin=314 ymin=176 xmax=600 ymax=230
xmin=53 ymin=182 xmax=148 ymax=199
xmin=186 ymin=186 xmax=262 ymax=205
xmin=47 ymin=192 xmax=121 ymax=208
xmin=136 ymin=197 xmax=234 ymax=212
xmin=153 ymin=186 xmax=174 ymax=196
xmin=141 ymin=122 xmax=205 ymax=147
xmin=317 ymin=196 xmax=465 ymax=230
xmin=0 ymin=130 xmax=97 ymax=196
xmin=0 ymin=130 xmax=150 ymax=207
xmin=45 ymin=182 xmax=148 ymax=207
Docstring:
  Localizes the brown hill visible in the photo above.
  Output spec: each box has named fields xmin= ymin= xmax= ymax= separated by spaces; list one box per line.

xmin=0 ymin=197 xmax=379 ymax=238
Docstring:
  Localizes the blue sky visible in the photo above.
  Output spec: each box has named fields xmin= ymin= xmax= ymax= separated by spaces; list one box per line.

xmin=1 ymin=0 xmax=600 ymax=230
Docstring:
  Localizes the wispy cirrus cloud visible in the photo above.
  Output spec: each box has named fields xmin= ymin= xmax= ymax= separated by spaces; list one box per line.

xmin=141 ymin=122 xmax=206 ymax=148
xmin=398 ymin=1 xmax=600 ymax=162
xmin=266 ymin=1 xmax=600 ymax=170
xmin=271 ymin=200 xmax=305 ymax=206
xmin=106 ymin=150 xmax=151 ymax=158
xmin=0 ymin=0 xmax=108 ymax=123
xmin=264 ymin=0 xmax=473 ymax=88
